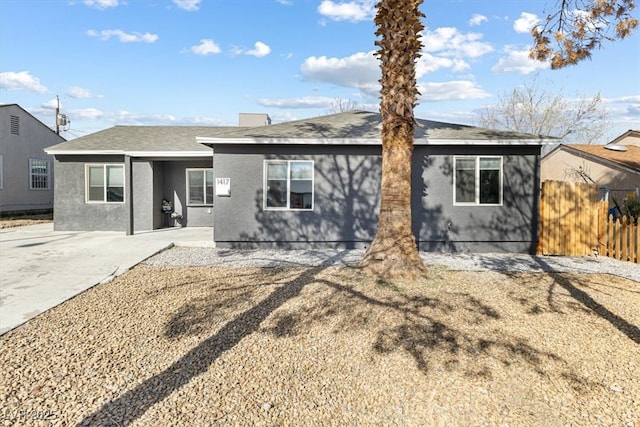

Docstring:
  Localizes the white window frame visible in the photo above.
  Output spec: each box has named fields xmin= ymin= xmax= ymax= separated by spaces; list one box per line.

xmin=29 ymin=158 xmax=50 ymax=190
xmin=85 ymin=164 xmax=125 ymax=204
xmin=453 ymin=156 xmax=503 ymax=206
xmin=263 ymin=160 xmax=314 ymax=211
xmin=186 ymin=168 xmax=214 ymax=206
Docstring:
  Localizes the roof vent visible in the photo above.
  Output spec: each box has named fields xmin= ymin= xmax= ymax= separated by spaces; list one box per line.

xmin=604 ymin=144 xmax=628 ymax=152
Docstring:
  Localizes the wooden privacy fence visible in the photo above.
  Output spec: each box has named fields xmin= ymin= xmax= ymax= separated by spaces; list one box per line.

xmin=537 ymin=180 xmax=639 ymax=264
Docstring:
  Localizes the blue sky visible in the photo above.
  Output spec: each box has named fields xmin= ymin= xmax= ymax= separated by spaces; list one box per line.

xmin=1 ymin=0 xmax=639 ymax=141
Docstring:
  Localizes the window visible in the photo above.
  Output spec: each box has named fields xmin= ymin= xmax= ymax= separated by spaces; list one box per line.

xmin=454 ymin=156 xmax=502 ymax=205
xmin=10 ymin=115 xmax=19 ymax=135
xmin=264 ymin=160 xmax=314 ymax=210
xmin=86 ymin=164 xmax=124 ymax=203
xmin=29 ymin=159 xmax=50 ymax=190
xmin=186 ymin=169 xmax=214 ymax=205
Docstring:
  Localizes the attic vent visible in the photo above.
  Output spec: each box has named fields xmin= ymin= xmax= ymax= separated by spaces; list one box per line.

xmin=10 ymin=115 xmax=19 ymax=135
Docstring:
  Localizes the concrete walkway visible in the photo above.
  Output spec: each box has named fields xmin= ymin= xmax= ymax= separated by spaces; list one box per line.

xmin=0 ymin=223 xmax=213 ymax=335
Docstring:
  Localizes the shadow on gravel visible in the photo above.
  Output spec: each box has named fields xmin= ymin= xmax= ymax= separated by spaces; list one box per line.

xmin=78 ymin=252 xmax=349 ymax=426
xmin=476 ymin=256 xmax=640 ymax=345
xmin=79 ymin=254 xmax=602 ymax=426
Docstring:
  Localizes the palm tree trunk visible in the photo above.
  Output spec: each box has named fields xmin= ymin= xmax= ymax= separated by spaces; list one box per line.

xmin=360 ymin=0 xmax=427 ymax=280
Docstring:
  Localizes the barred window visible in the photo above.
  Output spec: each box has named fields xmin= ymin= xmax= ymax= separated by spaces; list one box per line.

xmin=29 ymin=159 xmax=50 ymax=190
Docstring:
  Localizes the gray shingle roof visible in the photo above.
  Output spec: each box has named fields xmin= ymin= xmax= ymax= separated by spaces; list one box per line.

xmin=207 ymin=110 xmax=551 ymax=141
xmin=46 ymin=126 xmax=238 ymax=154
xmin=47 ymin=111 xmax=554 ymax=155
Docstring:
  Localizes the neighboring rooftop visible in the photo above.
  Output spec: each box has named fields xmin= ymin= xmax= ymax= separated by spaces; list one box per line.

xmin=608 ymin=129 xmax=640 ymax=147
xmin=1 ymin=103 xmax=67 ymax=141
xmin=557 ymin=144 xmax=640 ymax=171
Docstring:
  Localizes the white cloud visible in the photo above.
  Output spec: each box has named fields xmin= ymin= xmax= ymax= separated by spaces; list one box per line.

xmin=301 ymin=51 xmax=379 ymax=90
xmin=87 ymin=29 xmax=158 ymax=43
xmin=416 ymin=53 xmax=469 ymax=78
xmin=112 ymin=111 xmax=178 ymax=125
xmin=318 ymin=0 xmax=376 ymax=22
xmin=417 ymin=81 xmax=491 ymax=102
xmin=83 ymin=0 xmax=119 ymax=9
xmin=71 ymin=108 xmax=105 ymax=120
xmin=421 ymin=27 xmax=493 ymax=58
xmin=626 ymin=104 xmax=640 ymax=116
xmin=469 ymin=14 xmax=488 ymax=26
xmin=300 ymin=46 xmax=482 ymax=99
xmin=0 ymin=71 xmax=47 ymax=93
xmin=66 ymin=86 xmax=102 ymax=99
xmin=492 ymin=46 xmax=548 ymax=74
xmin=276 ymin=0 xmax=293 ymax=4
xmin=257 ymin=96 xmax=336 ymax=109
xmin=41 ymin=99 xmax=59 ymax=110
xmin=190 ymin=39 xmax=222 ymax=56
xmin=514 ymin=12 xmax=539 ymax=34
xmin=173 ymin=0 xmax=200 ymax=11
xmin=245 ymin=41 xmax=272 ymax=58
xmin=606 ymin=95 xmax=640 ymax=104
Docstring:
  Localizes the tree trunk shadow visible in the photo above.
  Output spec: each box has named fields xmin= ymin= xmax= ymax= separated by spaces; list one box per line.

xmin=78 ymin=252 xmax=349 ymax=426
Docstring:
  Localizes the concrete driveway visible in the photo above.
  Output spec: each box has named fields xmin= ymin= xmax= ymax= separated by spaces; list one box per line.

xmin=0 ymin=223 xmax=213 ymax=335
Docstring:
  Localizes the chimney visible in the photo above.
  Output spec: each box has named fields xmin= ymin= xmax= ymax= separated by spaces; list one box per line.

xmin=239 ymin=113 xmax=271 ymax=127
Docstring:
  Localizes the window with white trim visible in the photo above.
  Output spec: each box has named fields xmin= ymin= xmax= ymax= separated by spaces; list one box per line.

xmin=454 ymin=156 xmax=502 ymax=205
xmin=264 ymin=160 xmax=314 ymax=210
xmin=186 ymin=168 xmax=214 ymax=205
xmin=29 ymin=159 xmax=50 ymax=190
xmin=86 ymin=164 xmax=124 ymax=203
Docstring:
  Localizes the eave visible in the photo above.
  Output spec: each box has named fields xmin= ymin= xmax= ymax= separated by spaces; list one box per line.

xmin=44 ymin=149 xmax=212 ymax=157
xmin=196 ymin=137 xmax=555 ymax=146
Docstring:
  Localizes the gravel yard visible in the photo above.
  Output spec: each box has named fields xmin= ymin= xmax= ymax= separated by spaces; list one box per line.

xmin=1 ymin=248 xmax=639 ymax=426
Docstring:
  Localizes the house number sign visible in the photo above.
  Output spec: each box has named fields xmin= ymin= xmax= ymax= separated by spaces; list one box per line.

xmin=216 ymin=178 xmax=231 ymax=196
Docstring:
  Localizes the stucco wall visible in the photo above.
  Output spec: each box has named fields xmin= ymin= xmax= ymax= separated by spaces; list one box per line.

xmin=161 ymin=159 xmax=214 ymax=227
xmin=212 ymin=144 xmax=541 ymax=253
xmin=0 ymin=105 xmax=64 ymax=214
xmin=132 ymin=160 xmax=154 ymax=231
xmin=53 ymin=156 xmax=214 ymax=231
xmin=53 ymin=155 xmax=128 ymax=231
xmin=213 ymin=145 xmax=381 ymax=249
xmin=413 ymin=146 xmax=540 ymax=253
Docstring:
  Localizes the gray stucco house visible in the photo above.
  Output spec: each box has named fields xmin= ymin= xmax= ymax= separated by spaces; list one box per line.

xmin=0 ymin=104 xmax=66 ymax=215
xmin=46 ymin=111 xmax=553 ymax=253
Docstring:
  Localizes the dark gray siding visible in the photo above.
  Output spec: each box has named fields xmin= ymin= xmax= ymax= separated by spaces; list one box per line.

xmin=213 ymin=144 xmax=540 ymax=253
xmin=161 ymin=160 xmax=213 ymax=227
xmin=213 ymin=145 xmax=381 ymax=249
xmin=53 ymin=156 xmax=214 ymax=231
xmin=412 ymin=146 xmax=540 ymax=253
xmin=132 ymin=161 xmax=154 ymax=230
xmin=53 ymin=155 xmax=128 ymax=231
xmin=152 ymin=162 xmax=164 ymax=229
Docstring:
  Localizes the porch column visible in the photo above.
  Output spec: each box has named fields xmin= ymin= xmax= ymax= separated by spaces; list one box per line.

xmin=125 ymin=155 xmax=134 ymax=235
